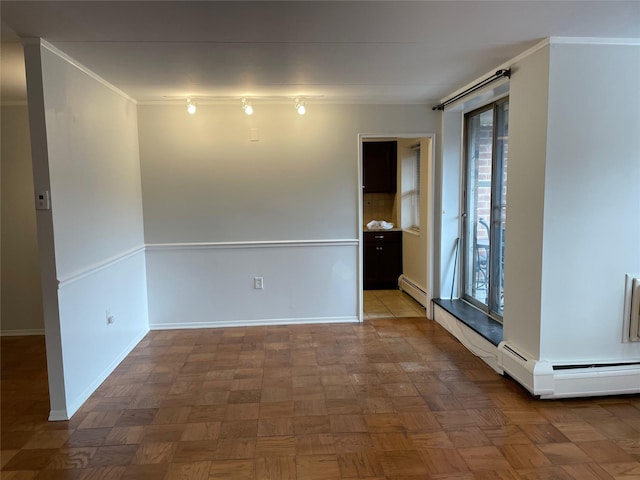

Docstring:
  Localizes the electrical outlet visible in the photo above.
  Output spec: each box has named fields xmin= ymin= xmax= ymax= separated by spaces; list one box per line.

xmin=254 ymin=276 xmax=264 ymax=289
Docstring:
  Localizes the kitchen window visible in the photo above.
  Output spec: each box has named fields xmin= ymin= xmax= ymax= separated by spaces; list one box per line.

xmin=401 ymin=144 xmax=420 ymax=231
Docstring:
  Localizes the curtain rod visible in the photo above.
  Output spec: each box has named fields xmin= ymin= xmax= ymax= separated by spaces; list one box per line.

xmin=432 ymin=68 xmax=511 ymax=111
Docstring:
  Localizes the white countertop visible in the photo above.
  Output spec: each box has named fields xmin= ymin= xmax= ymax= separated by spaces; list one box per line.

xmin=363 ymin=227 xmax=402 ymax=232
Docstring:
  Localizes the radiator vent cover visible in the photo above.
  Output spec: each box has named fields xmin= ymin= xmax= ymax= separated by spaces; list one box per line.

xmin=623 ymin=274 xmax=640 ymax=342
xmin=502 ymin=344 xmax=527 ymax=362
xmin=398 ymin=275 xmax=428 ymax=308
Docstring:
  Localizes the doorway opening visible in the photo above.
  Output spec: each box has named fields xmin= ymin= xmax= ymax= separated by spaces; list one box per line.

xmin=359 ymin=134 xmax=434 ymax=320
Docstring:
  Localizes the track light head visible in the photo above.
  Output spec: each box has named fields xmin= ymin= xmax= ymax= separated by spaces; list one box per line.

xmin=242 ymin=98 xmax=253 ymax=115
xmin=187 ymin=98 xmax=196 ymax=115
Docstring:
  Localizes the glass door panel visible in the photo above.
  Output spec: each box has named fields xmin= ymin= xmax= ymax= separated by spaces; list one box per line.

xmin=462 ymin=99 xmax=508 ymax=320
xmin=490 ymin=101 xmax=508 ymax=316
xmin=463 ymin=108 xmax=493 ymax=307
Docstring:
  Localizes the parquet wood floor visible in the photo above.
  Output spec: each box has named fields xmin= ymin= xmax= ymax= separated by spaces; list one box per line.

xmin=2 ymin=317 xmax=639 ymax=479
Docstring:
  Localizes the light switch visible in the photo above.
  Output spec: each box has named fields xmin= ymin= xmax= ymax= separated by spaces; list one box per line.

xmin=36 ymin=190 xmax=50 ymax=210
xmin=250 ymin=128 xmax=259 ymax=142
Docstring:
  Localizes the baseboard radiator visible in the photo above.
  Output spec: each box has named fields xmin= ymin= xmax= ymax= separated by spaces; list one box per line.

xmin=398 ymin=274 xmax=428 ymax=308
xmin=498 ymin=342 xmax=640 ymax=399
xmin=624 ymin=274 xmax=640 ymax=342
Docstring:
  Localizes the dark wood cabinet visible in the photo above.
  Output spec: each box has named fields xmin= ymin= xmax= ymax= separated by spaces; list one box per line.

xmin=364 ymin=230 xmax=402 ymax=290
xmin=363 ymin=141 xmax=397 ymax=193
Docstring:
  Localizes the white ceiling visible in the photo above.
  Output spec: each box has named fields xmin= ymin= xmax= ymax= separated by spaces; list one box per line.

xmin=1 ymin=1 xmax=639 ymax=104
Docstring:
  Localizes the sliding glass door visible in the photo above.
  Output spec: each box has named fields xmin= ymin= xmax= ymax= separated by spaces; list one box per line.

xmin=462 ymin=99 xmax=508 ymax=319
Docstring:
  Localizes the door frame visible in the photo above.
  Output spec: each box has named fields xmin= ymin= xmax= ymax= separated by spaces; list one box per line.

xmin=357 ymin=133 xmax=436 ymax=321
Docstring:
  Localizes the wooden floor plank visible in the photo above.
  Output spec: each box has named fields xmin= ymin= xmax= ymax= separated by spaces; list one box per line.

xmin=2 ymin=294 xmax=640 ymax=479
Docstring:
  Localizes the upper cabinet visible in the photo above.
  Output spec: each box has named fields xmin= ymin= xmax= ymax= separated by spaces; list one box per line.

xmin=363 ymin=141 xmax=397 ymax=193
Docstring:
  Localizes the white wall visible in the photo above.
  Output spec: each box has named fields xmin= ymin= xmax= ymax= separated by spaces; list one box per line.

xmin=146 ymin=242 xmax=358 ymax=327
xmin=438 ymin=111 xmax=463 ymax=300
xmin=539 ymin=42 xmax=640 ymax=363
xmin=1 ymin=105 xmax=44 ymax=334
xmin=436 ymin=39 xmax=639 ymax=397
xmin=138 ymin=103 xmax=439 ymax=327
xmin=502 ymin=45 xmax=550 ymax=360
xmin=400 ymin=136 xmax=433 ymax=303
xmin=504 ymin=41 xmax=640 ymax=365
xmin=24 ymin=41 xmax=148 ymax=419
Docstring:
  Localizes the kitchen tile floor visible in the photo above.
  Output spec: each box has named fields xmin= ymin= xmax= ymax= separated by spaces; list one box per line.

xmin=363 ymin=289 xmax=426 ymax=319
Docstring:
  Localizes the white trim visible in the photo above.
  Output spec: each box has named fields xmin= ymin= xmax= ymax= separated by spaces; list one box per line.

xmin=357 ymin=135 xmax=364 ymax=323
xmin=424 ymin=135 xmax=436 ymax=303
xmin=58 ymin=241 xmax=356 ymax=287
xmin=546 ymin=366 xmax=640 ymax=399
xmin=151 ymin=316 xmax=358 ymax=330
xmin=146 ymin=239 xmax=358 ymax=251
xmin=360 ymin=133 xmax=435 ymax=140
xmin=398 ymin=275 xmax=429 ymax=309
xmin=437 ymin=36 xmax=640 ymax=110
xmin=57 ymin=246 xmax=145 ymax=288
xmin=498 ymin=342 xmax=640 ymax=399
xmin=48 ymin=410 xmax=69 ymax=422
xmin=138 ymin=99 xmax=438 ymax=106
xmin=64 ymin=328 xmax=148 ymax=419
xmin=438 ymin=38 xmax=549 ymax=104
xmin=0 ymin=329 xmax=45 ymax=337
xmin=35 ymin=39 xmax=137 ymax=104
xmin=498 ymin=343 xmax=553 ymax=396
xmin=434 ymin=304 xmax=640 ymax=399
xmin=549 ymin=36 xmax=640 ymax=46
xmin=494 ymin=38 xmax=549 ymax=75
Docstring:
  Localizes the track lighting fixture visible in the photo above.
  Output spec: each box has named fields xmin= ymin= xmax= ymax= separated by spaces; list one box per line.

xmin=187 ymin=98 xmax=196 ymax=115
xmin=295 ymin=99 xmax=306 ymax=115
xmin=242 ymin=98 xmax=253 ymax=115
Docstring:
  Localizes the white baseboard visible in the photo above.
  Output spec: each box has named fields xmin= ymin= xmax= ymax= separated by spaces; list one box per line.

xmin=398 ymin=275 xmax=429 ymax=310
xmin=433 ymin=304 xmax=640 ymax=399
xmin=58 ymin=328 xmax=149 ymax=420
xmin=498 ymin=342 xmax=640 ymax=399
xmin=0 ymin=329 xmax=46 ymax=336
xmin=48 ymin=410 xmax=69 ymax=421
xmin=497 ymin=343 xmax=553 ymax=396
xmin=548 ymin=366 xmax=640 ymax=399
xmin=151 ymin=316 xmax=359 ymax=330
xmin=433 ymin=305 xmax=501 ymax=373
